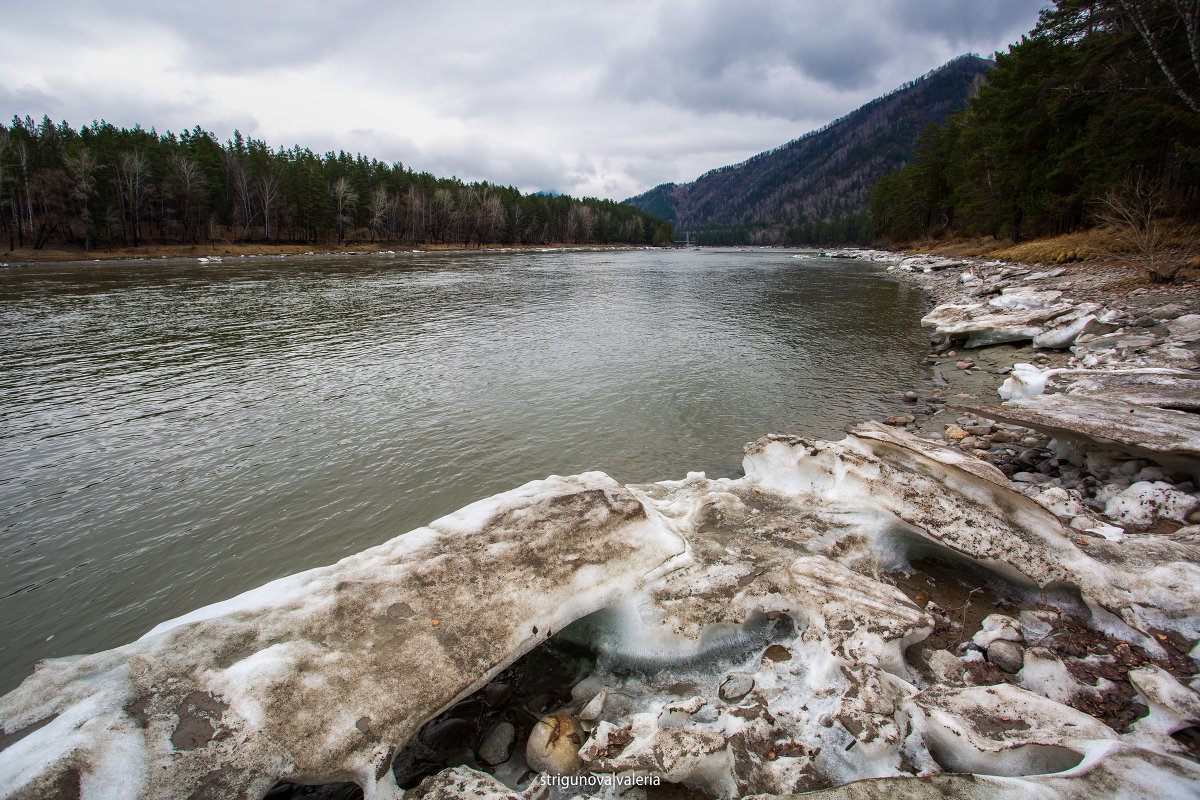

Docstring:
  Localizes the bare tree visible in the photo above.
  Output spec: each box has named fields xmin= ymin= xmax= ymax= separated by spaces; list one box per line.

xmin=168 ymin=153 xmax=205 ymax=243
xmin=368 ymin=185 xmax=393 ymax=242
xmin=224 ymin=152 xmax=255 ymax=239
xmin=431 ymin=188 xmax=454 ymax=243
xmin=1094 ymin=173 xmax=1182 ymax=282
xmin=331 ymin=177 xmax=358 ymax=243
xmin=482 ymin=194 xmax=504 ymax=243
xmin=117 ymin=150 xmax=152 ymax=246
xmin=66 ymin=148 xmax=97 ymax=250
xmin=255 ymin=173 xmax=281 ymax=241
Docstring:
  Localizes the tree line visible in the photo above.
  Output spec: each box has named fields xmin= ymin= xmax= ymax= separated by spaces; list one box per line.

xmin=0 ymin=118 xmax=674 ymax=251
xmin=870 ymin=0 xmax=1200 ymax=243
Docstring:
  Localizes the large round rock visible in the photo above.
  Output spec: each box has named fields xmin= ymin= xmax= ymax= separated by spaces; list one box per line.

xmin=525 ymin=712 xmax=585 ymax=775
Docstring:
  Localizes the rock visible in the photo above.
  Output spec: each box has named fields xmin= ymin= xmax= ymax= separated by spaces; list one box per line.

xmin=945 ymin=424 xmax=968 ymax=440
xmin=904 ymin=391 xmax=920 ymax=403
xmin=762 ymin=644 xmax=792 ymax=663
xmin=422 ymin=718 xmax=476 ymax=751
xmin=1167 ymin=313 xmax=1200 ymax=343
xmin=956 ymin=360 xmax=974 ymax=370
xmin=477 ymin=722 xmax=516 ymax=766
xmin=958 ymin=436 xmax=981 ymax=449
xmin=990 ymin=429 xmax=1019 ymax=443
xmin=526 ymin=713 xmax=585 ymax=775
xmin=987 ymin=640 xmax=1025 ymax=674
xmin=964 ymin=425 xmax=992 ymax=436
xmin=882 ymin=415 xmax=914 ymax=427
xmin=578 ymin=690 xmax=607 ymax=722
xmin=1188 ymin=507 xmax=1200 ymax=525
xmin=927 ymin=649 xmax=966 ymax=685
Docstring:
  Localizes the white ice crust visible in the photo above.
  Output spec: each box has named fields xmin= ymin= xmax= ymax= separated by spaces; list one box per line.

xmin=2 ymin=427 xmax=1198 ymax=800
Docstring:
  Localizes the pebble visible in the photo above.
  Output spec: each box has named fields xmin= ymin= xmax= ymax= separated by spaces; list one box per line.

xmin=719 ymin=674 xmax=755 ymax=702
xmin=928 ymin=650 xmax=966 ymax=684
xmin=477 ymin=722 xmax=516 ymax=766
xmin=959 ymin=436 xmax=981 ymax=449
xmin=944 ymin=425 xmax=968 ymax=440
xmin=904 ymin=391 xmax=919 ymax=402
xmin=956 ymin=360 xmax=974 ymax=370
xmin=964 ymin=425 xmax=992 ymax=436
xmin=987 ymin=640 xmax=1025 ymax=674
xmin=421 ymin=718 xmax=475 ymax=751
xmin=883 ymin=415 xmax=915 ymax=427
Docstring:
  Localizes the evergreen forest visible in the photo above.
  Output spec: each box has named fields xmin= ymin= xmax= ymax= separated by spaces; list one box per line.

xmin=870 ymin=0 xmax=1200 ymax=243
xmin=0 ymin=119 xmax=673 ymax=251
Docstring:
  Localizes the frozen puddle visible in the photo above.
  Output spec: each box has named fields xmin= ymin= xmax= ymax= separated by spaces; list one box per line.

xmin=1 ymin=425 xmax=1198 ymax=799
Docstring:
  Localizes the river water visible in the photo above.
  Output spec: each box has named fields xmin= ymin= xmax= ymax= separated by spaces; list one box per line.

xmin=0 ymin=247 xmax=928 ymax=692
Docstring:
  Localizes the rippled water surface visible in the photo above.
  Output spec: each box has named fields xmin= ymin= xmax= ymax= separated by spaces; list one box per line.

xmin=0 ymin=247 xmax=928 ymax=691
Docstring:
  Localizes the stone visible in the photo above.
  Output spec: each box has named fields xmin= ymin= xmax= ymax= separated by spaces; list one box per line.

xmin=882 ymin=415 xmax=914 ymax=427
xmin=956 ymin=360 xmax=974 ymax=370
xmin=944 ymin=425 xmax=968 ymax=440
xmin=959 ymin=436 xmax=981 ymax=449
xmin=526 ymin=713 xmax=585 ymax=775
xmin=1166 ymin=314 xmax=1200 ymax=343
xmin=477 ymin=722 xmax=516 ymax=766
xmin=718 ymin=674 xmax=755 ymax=702
xmin=927 ymin=649 xmax=966 ymax=685
xmin=904 ymin=391 xmax=920 ymax=403
xmin=987 ymin=640 xmax=1025 ymax=674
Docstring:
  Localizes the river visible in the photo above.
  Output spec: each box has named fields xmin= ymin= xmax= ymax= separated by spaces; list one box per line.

xmin=0 ymin=247 xmax=929 ymax=692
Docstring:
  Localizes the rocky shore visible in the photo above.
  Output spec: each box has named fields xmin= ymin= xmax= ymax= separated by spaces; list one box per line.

xmin=1 ymin=250 xmax=1198 ymax=800
xmin=861 ymin=248 xmax=1200 ymax=535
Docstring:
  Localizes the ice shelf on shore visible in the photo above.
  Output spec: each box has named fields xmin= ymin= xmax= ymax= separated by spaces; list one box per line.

xmin=2 ymin=423 xmax=1199 ymax=800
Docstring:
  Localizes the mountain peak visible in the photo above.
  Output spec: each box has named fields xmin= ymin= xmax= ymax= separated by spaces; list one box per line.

xmin=624 ymin=55 xmax=993 ymax=245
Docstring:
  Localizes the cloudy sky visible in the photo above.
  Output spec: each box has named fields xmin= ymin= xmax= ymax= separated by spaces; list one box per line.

xmin=1 ymin=0 xmax=1046 ymax=200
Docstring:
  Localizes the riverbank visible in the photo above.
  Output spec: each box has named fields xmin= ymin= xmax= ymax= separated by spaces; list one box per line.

xmin=857 ymin=247 xmax=1200 ymax=532
xmin=0 ymin=240 xmax=641 ymax=266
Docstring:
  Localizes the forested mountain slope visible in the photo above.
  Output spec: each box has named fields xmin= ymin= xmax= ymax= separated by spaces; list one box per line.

xmin=624 ymin=55 xmax=993 ymax=245
xmin=871 ymin=0 xmax=1200 ymax=247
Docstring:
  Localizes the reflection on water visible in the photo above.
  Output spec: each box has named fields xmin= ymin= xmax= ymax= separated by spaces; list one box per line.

xmin=0 ymin=248 xmax=928 ymax=692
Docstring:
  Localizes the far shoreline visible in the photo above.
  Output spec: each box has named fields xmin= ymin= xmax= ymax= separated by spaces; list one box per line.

xmin=0 ymin=240 xmax=652 ymax=269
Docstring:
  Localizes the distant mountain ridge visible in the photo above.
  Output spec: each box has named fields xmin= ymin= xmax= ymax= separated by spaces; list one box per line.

xmin=624 ymin=55 xmax=993 ymax=244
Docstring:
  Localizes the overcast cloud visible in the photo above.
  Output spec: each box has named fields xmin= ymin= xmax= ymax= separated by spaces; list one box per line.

xmin=0 ymin=0 xmax=1046 ymax=200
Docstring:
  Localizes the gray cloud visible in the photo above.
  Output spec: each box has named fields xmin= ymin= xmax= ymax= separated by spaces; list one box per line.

xmin=0 ymin=0 xmax=1047 ymax=199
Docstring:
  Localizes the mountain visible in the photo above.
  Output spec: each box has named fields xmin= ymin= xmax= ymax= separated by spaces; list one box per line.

xmin=624 ymin=55 xmax=994 ymax=245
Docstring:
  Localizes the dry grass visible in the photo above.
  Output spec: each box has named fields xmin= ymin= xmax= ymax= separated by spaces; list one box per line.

xmin=900 ymin=221 xmax=1200 ymax=273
